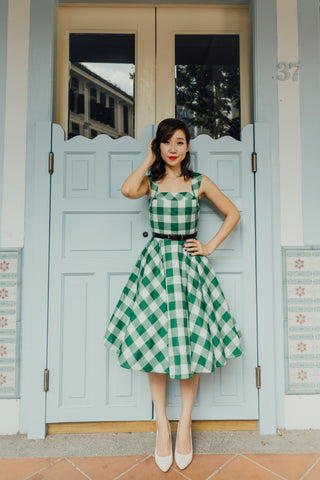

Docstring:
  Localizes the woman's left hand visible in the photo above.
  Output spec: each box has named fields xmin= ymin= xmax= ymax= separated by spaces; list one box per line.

xmin=183 ymin=239 xmax=212 ymax=256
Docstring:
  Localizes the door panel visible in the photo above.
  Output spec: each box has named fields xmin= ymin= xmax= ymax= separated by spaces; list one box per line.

xmin=50 ymin=4 xmax=257 ymax=424
xmin=57 ymin=5 xmax=250 ymax=141
xmin=166 ymin=125 xmax=258 ymax=419
xmin=46 ymin=124 xmax=153 ymax=422
xmin=156 ymin=6 xmax=250 ymax=131
xmin=46 ymin=124 xmax=258 ymax=422
xmin=57 ymin=6 xmax=155 ymax=139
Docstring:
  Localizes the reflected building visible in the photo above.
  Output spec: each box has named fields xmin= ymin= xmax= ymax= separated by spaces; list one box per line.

xmin=68 ymin=62 xmax=134 ymax=139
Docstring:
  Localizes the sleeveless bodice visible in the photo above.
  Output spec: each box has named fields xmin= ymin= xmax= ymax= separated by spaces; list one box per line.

xmin=104 ymin=170 xmax=243 ymax=380
xmin=148 ymin=172 xmax=202 ymax=235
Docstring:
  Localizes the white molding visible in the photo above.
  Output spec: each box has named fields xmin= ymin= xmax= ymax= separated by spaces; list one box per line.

xmin=1 ymin=0 xmax=30 ymax=247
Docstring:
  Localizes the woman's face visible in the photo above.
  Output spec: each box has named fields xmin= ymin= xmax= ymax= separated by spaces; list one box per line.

xmin=159 ymin=129 xmax=189 ymax=169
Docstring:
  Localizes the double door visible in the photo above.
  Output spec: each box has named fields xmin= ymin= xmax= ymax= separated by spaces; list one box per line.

xmin=57 ymin=5 xmax=250 ymax=140
xmin=46 ymin=122 xmax=258 ymax=423
xmin=46 ymin=4 xmax=258 ymax=424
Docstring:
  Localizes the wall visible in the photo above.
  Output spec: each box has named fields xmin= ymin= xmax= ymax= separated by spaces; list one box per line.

xmin=298 ymin=0 xmax=320 ymax=245
xmin=0 ymin=0 xmax=30 ymax=434
xmin=282 ymin=0 xmax=320 ymax=428
xmin=0 ymin=0 xmax=318 ymax=434
xmin=0 ymin=0 xmax=8 ymax=231
xmin=277 ymin=0 xmax=303 ymax=246
xmin=1 ymin=0 xmax=30 ymax=247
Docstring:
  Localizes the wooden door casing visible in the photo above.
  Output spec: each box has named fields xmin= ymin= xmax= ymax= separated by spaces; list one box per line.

xmin=46 ymin=124 xmax=258 ymax=422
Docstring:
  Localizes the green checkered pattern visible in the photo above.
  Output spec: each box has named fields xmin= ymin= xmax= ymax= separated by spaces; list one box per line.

xmin=104 ymin=172 xmax=242 ymax=379
xmin=149 ymin=175 xmax=200 ymax=235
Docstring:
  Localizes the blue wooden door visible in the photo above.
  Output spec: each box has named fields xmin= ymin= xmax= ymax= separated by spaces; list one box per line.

xmin=46 ymin=124 xmax=258 ymax=422
xmin=46 ymin=124 xmax=153 ymax=422
xmin=167 ymin=126 xmax=258 ymax=420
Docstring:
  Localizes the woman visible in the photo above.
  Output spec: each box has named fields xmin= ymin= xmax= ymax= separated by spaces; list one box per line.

xmin=104 ymin=118 xmax=242 ymax=472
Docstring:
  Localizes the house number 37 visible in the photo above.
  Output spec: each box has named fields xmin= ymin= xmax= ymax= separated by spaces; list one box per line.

xmin=277 ymin=62 xmax=301 ymax=81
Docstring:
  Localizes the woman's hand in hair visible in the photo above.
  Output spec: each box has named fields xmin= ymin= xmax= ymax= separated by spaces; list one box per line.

xmin=146 ymin=136 xmax=157 ymax=167
xmin=120 ymin=137 xmax=157 ymax=199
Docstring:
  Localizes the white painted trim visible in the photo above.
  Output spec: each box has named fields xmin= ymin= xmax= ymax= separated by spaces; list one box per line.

xmin=297 ymin=0 xmax=320 ymax=245
xmin=285 ymin=395 xmax=320 ymax=429
xmin=277 ymin=0 xmax=303 ymax=246
xmin=20 ymin=123 xmax=52 ymax=439
xmin=249 ymin=0 xmax=285 ymax=434
xmin=20 ymin=0 xmax=57 ymax=438
xmin=1 ymin=0 xmax=30 ymax=247
xmin=0 ymin=0 xmax=8 ymax=235
xmin=0 ymin=399 xmax=19 ymax=434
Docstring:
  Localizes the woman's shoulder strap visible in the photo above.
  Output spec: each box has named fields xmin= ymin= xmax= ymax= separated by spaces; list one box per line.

xmin=148 ymin=174 xmax=158 ymax=198
xmin=191 ymin=172 xmax=203 ymax=196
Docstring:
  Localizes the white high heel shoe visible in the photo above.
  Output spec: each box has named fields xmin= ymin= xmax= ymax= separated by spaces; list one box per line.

xmin=154 ymin=419 xmax=173 ymax=472
xmin=174 ymin=421 xmax=193 ymax=470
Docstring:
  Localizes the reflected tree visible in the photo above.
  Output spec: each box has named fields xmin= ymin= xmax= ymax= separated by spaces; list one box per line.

xmin=175 ymin=64 xmax=240 ymax=139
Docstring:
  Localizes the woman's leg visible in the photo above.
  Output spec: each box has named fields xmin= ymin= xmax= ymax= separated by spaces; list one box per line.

xmin=148 ymin=372 xmax=171 ymax=456
xmin=176 ymin=373 xmax=200 ymax=454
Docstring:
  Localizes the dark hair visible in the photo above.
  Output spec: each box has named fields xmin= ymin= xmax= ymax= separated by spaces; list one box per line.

xmin=150 ymin=118 xmax=194 ymax=181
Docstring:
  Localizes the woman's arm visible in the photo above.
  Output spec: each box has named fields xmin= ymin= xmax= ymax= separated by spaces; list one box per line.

xmin=184 ymin=174 xmax=240 ymax=256
xmin=121 ymin=137 xmax=156 ymax=199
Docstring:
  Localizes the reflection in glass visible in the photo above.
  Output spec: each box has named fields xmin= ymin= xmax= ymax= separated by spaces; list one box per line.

xmin=68 ymin=34 xmax=135 ymax=139
xmin=175 ymin=35 xmax=240 ymax=140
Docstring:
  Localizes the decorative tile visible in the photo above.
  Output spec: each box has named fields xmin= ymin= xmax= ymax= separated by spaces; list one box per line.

xmin=0 ymin=310 xmax=16 ymax=332
xmin=283 ymin=248 xmax=320 ymax=394
xmin=0 ymin=365 xmax=16 ymax=394
xmin=0 ymin=337 xmax=17 ymax=361
xmin=0 ymin=249 xmax=22 ymax=398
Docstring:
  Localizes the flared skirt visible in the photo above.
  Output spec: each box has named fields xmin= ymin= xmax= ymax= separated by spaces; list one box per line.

xmin=104 ymin=237 xmax=242 ymax=379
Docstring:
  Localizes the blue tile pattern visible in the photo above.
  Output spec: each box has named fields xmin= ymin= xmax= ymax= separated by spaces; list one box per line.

xmin=0 ymin=249 xmax=22 ymax=397
xmin=283 ymin=248 xmax=320 ymax=394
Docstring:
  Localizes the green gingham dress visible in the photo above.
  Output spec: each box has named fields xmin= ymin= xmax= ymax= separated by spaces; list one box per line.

xmin=104 ymin=172 xmax=242 ymax=379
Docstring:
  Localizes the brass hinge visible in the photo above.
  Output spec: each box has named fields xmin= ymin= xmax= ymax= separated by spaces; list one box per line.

xmin=44 ymin=368 xmax=49 ymax=392
xmin=49 ymin=152 xmax=54 ymax=174
xmin=252 ymin=151 xmax=257 ymax=173
xmin=255 ymin=365 xmax=261 ymax=389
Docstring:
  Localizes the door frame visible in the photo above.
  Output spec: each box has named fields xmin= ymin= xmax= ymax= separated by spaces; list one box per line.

xmin=155 ymin=5 xmax=251 ymax=128
xmin=56 ymin=4 xmax=251 ymax=139
xmin=21 ymin=0 xmax=284 ymax=439
xmin=56 ymin=5 xmax=156 ymax=139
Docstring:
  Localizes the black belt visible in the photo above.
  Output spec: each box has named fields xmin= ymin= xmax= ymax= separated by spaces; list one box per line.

xmin=153 ymin=232 xmax=197 ymax=241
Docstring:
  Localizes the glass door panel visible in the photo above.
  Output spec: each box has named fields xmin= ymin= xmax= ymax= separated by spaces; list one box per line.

xmin=175 ymin=34 xmax=241 ymax=140
xmin=57 ymin=6 xmax=250 ymax=140
xmin=156 ymin=6 xmax=250 ymax=138
xmin=56 ymin=6 xmax=155 ymax=139
xmin=69 ymin=33 xmax=135 ymax=139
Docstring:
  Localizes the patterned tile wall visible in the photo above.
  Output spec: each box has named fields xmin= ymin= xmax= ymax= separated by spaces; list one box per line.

xmin=283 ymin=248 xmax=320 ymax=393
xmin=0 ymin=250 xmax=22 ymax=397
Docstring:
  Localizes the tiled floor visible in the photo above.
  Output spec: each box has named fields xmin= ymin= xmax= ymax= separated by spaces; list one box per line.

xmin=1 ymin=453 xmax=320 ymax=480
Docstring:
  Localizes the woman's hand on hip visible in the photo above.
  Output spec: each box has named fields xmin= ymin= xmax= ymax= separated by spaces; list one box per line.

xmin=183 ymin=239 xmax=213 ymax=256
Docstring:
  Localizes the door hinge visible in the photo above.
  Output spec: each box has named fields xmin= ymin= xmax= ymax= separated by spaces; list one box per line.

xmin=44 ymin=368 xmax=49 ymax=392
xmin=252 ymin=151 xmax=257 ymax=173
xmin=49 ymin=151 xmax=54 ymax=174
xmin=255 ymin=365 xmax=261 ymax=389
